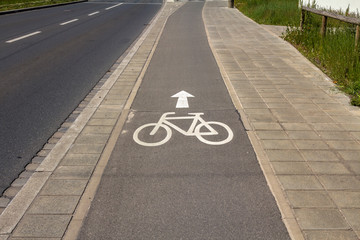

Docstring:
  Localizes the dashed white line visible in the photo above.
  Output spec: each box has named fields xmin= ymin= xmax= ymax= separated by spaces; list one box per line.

xmin=60 ymin=19 xmax=79 ymax=26
xmin=6 ymin=31 xmax=42 ymax=43
xmin=88 ymin=11 xmax=100 ymax=16
xmin=105 ymin=3 xmax=123 ymax=10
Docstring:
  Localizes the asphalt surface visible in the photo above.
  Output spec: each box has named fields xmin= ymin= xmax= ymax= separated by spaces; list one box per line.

xmin=0 ymin=0 xmax=161 ymax=194
xmin=79 ymin=2 xmax=290 ymax=239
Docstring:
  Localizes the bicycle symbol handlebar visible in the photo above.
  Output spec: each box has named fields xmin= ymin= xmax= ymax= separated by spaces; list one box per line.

xmin=133 ymin=112 xmax=233 ymax=147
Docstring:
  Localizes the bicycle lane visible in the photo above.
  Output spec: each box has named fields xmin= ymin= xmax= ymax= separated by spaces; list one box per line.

xmin=79 ymin=2 xmax=290 ymax=239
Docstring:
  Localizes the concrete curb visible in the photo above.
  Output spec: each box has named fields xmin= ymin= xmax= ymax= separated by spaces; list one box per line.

xmin=0 ymin=0 xmax=87 ymax=15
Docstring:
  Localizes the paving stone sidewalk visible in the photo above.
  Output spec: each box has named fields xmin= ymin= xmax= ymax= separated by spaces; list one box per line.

xmin=204 ymin=1 xmax=360 ymax=240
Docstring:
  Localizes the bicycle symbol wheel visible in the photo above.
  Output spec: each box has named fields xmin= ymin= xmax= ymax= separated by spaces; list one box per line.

xmin=195 ymin=121 xmax=233 ymax=145
xmin=133 ymin=123 xmax=172 ymax=147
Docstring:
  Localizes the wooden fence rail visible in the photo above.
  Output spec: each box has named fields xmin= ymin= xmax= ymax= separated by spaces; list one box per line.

xmin=300 ymin=6 xmax=360 ymax=47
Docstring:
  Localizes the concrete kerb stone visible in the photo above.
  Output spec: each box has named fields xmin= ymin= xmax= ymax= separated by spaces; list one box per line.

xmin=0 ymin=1 xmax=181 ymax=237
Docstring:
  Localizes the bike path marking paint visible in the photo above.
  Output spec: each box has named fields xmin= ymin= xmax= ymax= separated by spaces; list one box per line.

xmin=171 ymin=90 xmax=194 ymax=108
xmin=133 ymin=112 xmax=233 ymax=147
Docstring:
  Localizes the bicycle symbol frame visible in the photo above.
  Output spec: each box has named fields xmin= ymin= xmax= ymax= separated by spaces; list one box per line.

xmin=133 ymin=112 xmax=233 ymax=147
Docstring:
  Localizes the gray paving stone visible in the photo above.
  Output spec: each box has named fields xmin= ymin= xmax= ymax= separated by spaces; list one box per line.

xmin=326 ymin=141 xmax=360 ymax=150
xmin=241 ymin=102 xmax=268 ymax=109
xmin=12 ymin=215 xmax=71 ymax=238
xmin=340 ymin=124 xmax=360 ymax=131
xmin=347 ymin=162 xmax=360 ymax=174
xmin=40 ymin=179 xmax=87 ymax=196
xmin=329 ymin=191 xmax=360 ymax=208
xmin=19 ymin=171 xmax=33 ymax=179
xmin=11 ymin=178 xmax=27 ymax=188
xmin=255 ymin=131 xmax=288 ymax=140
xmin=308 ymin=162 xmax=351 ymax=174
xmin=301 ymin=150 xmax=340 ymax=161
xmin=87 ymin=118 xmax=117 ymax=126
xmin=338 ymin=151 xmax=360 ymax=161
xmin=262 ymin=139 xmax=296 ymax=149
xmin=51 ymin=166 xmax=94 ymax=179
xmin=350 ymin=132 xmax=360 ymax=140
xmin=25 ymin=163 xmax=39 ymax=172
xmin=294 ymin=209 xmax=349 ymax=229
xmin=247 ymin=113 xmax=277 ymax=122
xmin=318 ymin=131 xmax=354 ymax=140
xmin=92 ymin=110 xmax=120 ymax=119
xmin=68 ymin=143 xmax=105 ymax=155
xmin=304 ymin=230 xmax=359 ymax=240
xmin=287 ymin=131 xmax=321 ymax=140
xmin=262 ymin=97 xmax=287 ymax=103
xmin=0 ymin=197 xmax=10 ymax=207
xmin=303 ymin=115 xmax=335 ymax=123
xmin=252 ymin=122 xmax=283 ymax=130
xmin=3 ymin=187 xmax=21 ymax=198
xmin=81 ymin=126 xmax=113 ymax=134
xmin=28 ymin=196 xmax=80 ymax=214
xmin=266 ymin=149 xmax=304 ymax=161
xmin=281 ymin=123 xmax=312 ymax=131
xmin=277 ymin=175 xmax=323 ymax=190
xmin=286 ymin=191 xmax=335 ymax=208
xmin=311 ymin=123 xmax=344 ymax=131
xmin=238 ymin=97 xmax=264 ymax=103
xmin=319 ymin=176 xmax=360 ymax=190
xmin=342 ymin=209 xmax=360 ymax=230
xmin=60 ymin=153 xmax=100 ymax=166
xmin=293 ymin=140 xmax=329 ymax=150
xmin=271 ymin=162 xmax=312 ymax=174
xmin=75 ymin=133 xmax=109 ymax=145
xmin=31 ymin=157 xmax=45 ymax=164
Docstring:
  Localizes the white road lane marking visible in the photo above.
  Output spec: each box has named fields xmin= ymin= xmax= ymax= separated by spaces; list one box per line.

xmin=105 ymin=3 xmax=123 ymax=10
xmin=6 ymin=31 xmax=42 ymax=43
xmin=88 ymin=11 xmax=100 ymax=16
xmin=60 ymin=19 xmax=79 ymax=26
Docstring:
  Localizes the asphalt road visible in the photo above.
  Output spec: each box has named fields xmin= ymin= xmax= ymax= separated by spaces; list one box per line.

xmin=79 ymin=2 xmax=290 ymax=239
xmin=0 ymin=0 xmax=161 ymax=194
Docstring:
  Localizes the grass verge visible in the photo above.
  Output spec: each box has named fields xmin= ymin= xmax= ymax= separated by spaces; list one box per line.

xmin=0 ymin=0 xmax=81 ymax=12
xmin=235 ymin=0 xmax=360 ymax=105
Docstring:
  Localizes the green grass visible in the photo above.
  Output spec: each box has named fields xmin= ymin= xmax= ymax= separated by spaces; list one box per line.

xmin=235 ymin=0 xmax=360 ymax=105
xmin=0 ymin=0 xmax=79 ymax=11
xmin=235 ymin=0 xmax=300 ymax=26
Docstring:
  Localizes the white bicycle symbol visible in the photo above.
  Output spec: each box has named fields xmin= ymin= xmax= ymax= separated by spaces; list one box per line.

xmin=133 ymin=112 xmax=233 ymax=147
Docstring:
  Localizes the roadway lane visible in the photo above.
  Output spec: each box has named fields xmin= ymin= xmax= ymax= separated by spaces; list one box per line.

xmin=0 ymin=0 xmax=161 ymax=194
xmin=79 ymin=2 xmax=290 ymax=239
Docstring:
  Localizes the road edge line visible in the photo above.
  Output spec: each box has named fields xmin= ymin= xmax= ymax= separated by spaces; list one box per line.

xmin=202 ymin=3 xmax=304 ymax=240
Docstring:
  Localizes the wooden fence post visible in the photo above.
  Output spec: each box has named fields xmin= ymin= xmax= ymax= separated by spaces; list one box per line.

xmin=321 ymin=16 xmax=327 ymax=37
xmin=356 ymin=25 xmax=360 ymax=49
xmin=300 ymin=9 xmax=305 ymax=30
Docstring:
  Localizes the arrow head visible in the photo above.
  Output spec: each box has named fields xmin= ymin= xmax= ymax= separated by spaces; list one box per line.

xmin=171 ymin=90 xmax=194 ymax=98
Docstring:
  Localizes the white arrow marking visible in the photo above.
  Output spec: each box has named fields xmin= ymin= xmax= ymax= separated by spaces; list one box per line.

xmin=171 ymin=91 xmax=194 ymax=108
